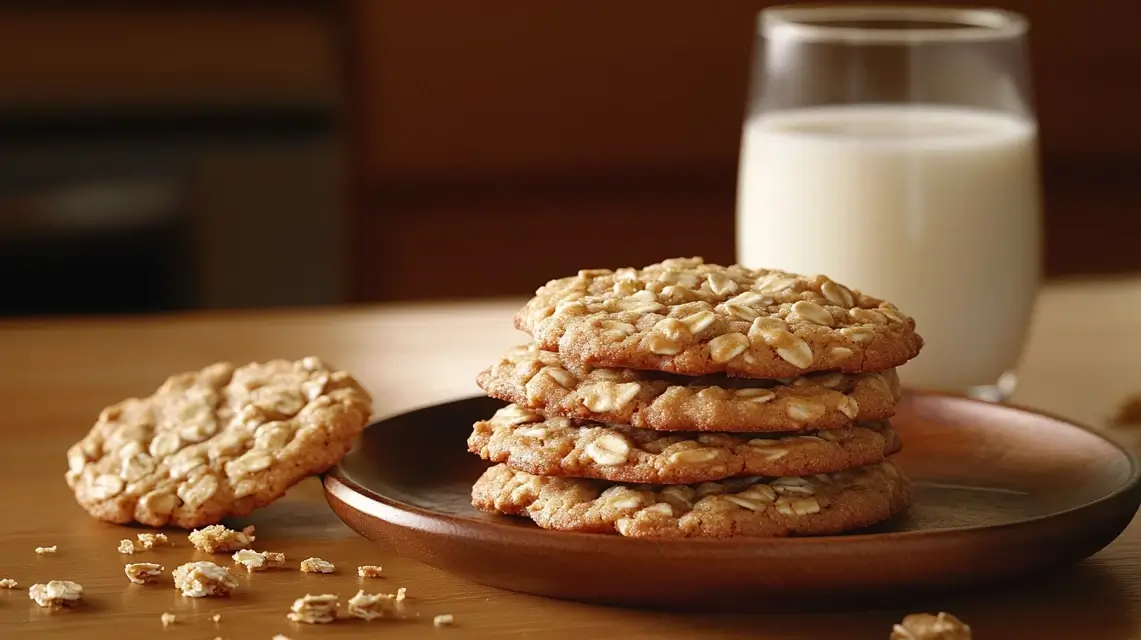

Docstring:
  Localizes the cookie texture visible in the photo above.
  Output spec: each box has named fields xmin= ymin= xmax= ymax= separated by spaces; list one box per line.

xmin=478 ymin=344 xmax=901 ymax=432
xmin=473 ymin=460 xmax=911 ymax=537
xmin=469 ymin=404 xmax=901 ymax=483
xmin=65 ymin=357 xmax=373 ymax=529
xmin=515 ymin=257 xmax=923 ymax=378
xmin=173 ymin=561 xmax=237 ymax=597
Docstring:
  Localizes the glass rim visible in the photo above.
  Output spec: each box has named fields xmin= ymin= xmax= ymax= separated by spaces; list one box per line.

xmin=760 ymin=5 xmax=1028 ymax=44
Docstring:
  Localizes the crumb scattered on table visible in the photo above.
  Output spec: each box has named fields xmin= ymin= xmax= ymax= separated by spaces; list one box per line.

xmin=34 ymin=545 xmax=57 ymax=555
xmin=118 ymin=539 xmax=136 ymax=554
xmin=300 ymin=557 xmax=334 ymax=574
xmin=0 ymin=578 xmax=17 ymax=589
xmin=396 ymin=587 xmax=407 ymax=602
xmin=346 ymin=590 xmax=399 ymax=621
xmin=891 ymin=612 xmax=972 ymax=640
xmin=160 ymin=612 xmax=176 ymax=627
xmin=212 ymin=613 xmax=222 ymax=623
xmin=172 ymin=561 xmax=238 ymax=597
xmin=189 ymin=525 xmax=255 ymax=554
xmin=233 ymin=549 xmax=286 ymax=573
xmin=434 ymin=613 xmax=454 ymax=627
xmin=357 ymin=565 xmax=383 ymax=578
xmin=287 ymin=593 xmax=339 ymax=624
xmin=28 ymin=581 xmax=82 ymax=608
xmin=124 ymin=562 xmax=164 ymax=584
xmin=136 ymin=533 xmax=169 ymax=549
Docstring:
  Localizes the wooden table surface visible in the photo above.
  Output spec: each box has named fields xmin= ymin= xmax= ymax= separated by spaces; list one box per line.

xmin=3 ymin=278 xmax=1141 ymax=639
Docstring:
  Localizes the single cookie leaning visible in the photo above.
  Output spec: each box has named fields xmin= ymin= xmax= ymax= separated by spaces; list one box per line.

xmin=472 ymin=461 xmax=911 ymax=538
xmin=468 ymin=404 xmax=902 ymax=484
xmin=65 ymin=358 xmax=372 ymax=529
xmin=477 ymin=344 xmax=901 ymax=432
xmin=515 ymin=257 xmax=923 ymax=378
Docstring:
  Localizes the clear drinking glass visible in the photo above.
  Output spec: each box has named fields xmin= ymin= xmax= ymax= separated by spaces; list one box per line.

xmin=735 ymin=5 xmax=1042 ymax=401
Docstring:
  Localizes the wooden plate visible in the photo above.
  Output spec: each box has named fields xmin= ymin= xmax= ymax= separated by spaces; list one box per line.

xmin=324 ymin=392 xmax=1141 ymax=612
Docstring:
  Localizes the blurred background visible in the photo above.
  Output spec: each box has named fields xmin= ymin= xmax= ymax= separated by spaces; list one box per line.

xmin=1 ymin=0 xmax=1138 ymax=317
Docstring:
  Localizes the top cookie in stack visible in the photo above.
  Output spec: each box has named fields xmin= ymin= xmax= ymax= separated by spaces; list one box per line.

xmin=468 ymin=257 xmax=923 ymax=538
xmin=516 ymin=256 xmax=921 ymax=378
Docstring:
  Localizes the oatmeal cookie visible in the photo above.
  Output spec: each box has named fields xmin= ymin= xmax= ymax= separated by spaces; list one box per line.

xmin=66 ymin=357 xmax=372 ymax=529
xmin=472 ymin=461 xmax=911 ymax=537
xmin=469 ymin=403 xmax=900 ymax=483
xmin=478 ymin=344 xmax=901 ymax=431
xmin=515 ymin=257 xmax=922 ymax=378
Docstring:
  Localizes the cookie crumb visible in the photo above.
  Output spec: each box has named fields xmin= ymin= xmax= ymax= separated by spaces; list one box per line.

xmin=212 ymin=613 xmax=222 ymax=623
xmin=346 ymin=590 xmax=399 ymax=621
xmin=124 ymin=562 xmax=164 ymax=584
xmin=891 ymin=612 xmax=971 ymax=640
xmin=300 ymin=557 xmax=335 ymax=574
xmin=396 ymin=587 xmax=407 ymax=602
xmin=357 ymin=565 xmax=383 ymax=578
xmin=272 ymin=635 xmax=293 ymax=640
xmin=34 ymin=545 xmax=57 ymax=555
xmin=118 ymin=539 xmax=136 ymax=554
xmin=136 ymin=533 xmax=169 ymax=549
xmin=0 ymin=578 xmax=17 ymax=589
xmin=172 ymin=561 xmax=238 ymax=597
xmin=287 ymin=593 xmax=339 ymax=624
xmin=189 ymin=525 xmax=255 ymax=554
xmin=232 ymin=549 xmax=286 ymax=573
xmin=160 ymin=612 xmax=176 ymax=627
xmin=28 ymin=580 xmax=82 ymax=608
xmin=434 ymin=614 xmax=454 ymax=627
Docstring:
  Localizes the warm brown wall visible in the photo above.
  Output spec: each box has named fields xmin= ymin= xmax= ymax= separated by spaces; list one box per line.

xmin=0 ymin=5 xmax=339 ymax=109
xmin=345 ymin=0 xmax=1141 ymax=302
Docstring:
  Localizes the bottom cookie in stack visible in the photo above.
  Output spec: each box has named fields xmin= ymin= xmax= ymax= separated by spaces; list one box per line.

xmin=472 ymin=459 xmax=910 ymax=538
xmin=467 ymin=404 xmax=912 ymax=538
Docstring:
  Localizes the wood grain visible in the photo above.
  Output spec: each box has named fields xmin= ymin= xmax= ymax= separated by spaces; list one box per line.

xmin=1 ymin=280 xmax=1141 ymax=637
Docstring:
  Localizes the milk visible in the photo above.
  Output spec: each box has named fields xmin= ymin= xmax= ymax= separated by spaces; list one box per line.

xmin=736 ymin=105 xmax=1041 ymax=391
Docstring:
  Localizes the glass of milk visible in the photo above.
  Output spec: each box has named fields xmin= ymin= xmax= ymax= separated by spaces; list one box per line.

xmin=736 ymin=6 xmax=1041 ymax=401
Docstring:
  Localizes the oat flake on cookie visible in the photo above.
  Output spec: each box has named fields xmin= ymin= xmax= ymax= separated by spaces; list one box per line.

xmin=468 ymin=403 xmax=902 ymax=484
xmin=515 ymin=257 xmax=923 ymax=378
xmin=65 ymin=357 xmax=372 ymax=529
xmin=478 ymin=343 xmax=902 ymax=432
xmin=472 ymin=461 xmax=912 ymax=538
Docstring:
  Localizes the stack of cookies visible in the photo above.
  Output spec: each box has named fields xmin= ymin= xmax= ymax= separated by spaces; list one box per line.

xmin=468 ymin=257 xmax=923 ymax=538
